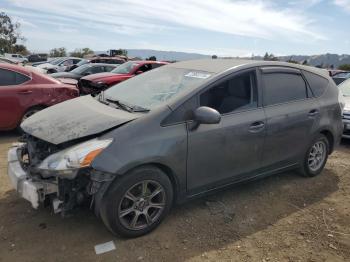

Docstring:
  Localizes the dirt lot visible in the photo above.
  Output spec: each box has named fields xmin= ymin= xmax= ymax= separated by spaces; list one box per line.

xmin=0 ymin=132 xmax=349 ymax=262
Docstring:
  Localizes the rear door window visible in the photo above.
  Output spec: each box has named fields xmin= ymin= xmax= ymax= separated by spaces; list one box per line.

xmin=0 ymin=69 xmax=30 ymax=86
xmin=262 ymin=72 xmax=307 ymax=106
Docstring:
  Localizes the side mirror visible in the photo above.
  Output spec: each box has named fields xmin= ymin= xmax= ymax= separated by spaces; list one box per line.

xmin=190 ymin=107 xmax=221 ymax=130
xmin=135 ymin=70 xmax=143 ymax=75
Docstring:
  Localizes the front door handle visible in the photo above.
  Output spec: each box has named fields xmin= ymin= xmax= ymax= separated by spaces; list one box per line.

xmin=249 ymin=121 xmax=265 ymax=133
xmin=308 ymin=109 xmax=319 ymax=117
xmin=18 ymin=90 xmax=33 ymax=95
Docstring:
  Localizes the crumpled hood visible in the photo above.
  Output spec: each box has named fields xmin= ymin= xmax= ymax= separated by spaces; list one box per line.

xmin=21 ymin=95 xmax=139 ymax=145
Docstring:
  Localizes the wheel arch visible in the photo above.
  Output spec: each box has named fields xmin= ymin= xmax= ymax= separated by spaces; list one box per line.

xmin=120 ymin=162 xmax=180 ymax=205
xmin=319 ymin=129 xmax=334 ymax=153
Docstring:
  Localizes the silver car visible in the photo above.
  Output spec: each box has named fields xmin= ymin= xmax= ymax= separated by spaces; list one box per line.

xmin=338 ymin=79 xmax=350 ymax=138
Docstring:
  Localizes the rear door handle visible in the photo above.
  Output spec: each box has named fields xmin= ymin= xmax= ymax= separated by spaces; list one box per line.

xmin=18 ymin=90 xmax=33 ymax=95
xmin=308 ymin=109 xmax=319 ymax=117
xmin=249 ymin=121 xmax=265 ymax=133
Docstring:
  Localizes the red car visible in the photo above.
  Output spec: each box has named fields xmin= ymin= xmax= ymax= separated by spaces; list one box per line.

xmin=78 ymin=60 xmax=168 ymax=95
xmin=0 ymin=64 xmax=79 ymax=130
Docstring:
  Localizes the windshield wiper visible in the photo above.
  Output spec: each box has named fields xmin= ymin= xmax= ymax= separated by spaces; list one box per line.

xmin=106 ymin=98 xmax=133 ymax=112
xmin=106 ymin=98 xmax=150 ymax=113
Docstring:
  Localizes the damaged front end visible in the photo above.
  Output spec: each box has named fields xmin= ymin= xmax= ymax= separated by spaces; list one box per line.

xmin=7 ymin=134 xmax=114 ymax=215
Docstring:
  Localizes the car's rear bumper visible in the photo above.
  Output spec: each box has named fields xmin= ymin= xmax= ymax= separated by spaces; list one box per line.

xmin=7 ymin=146 xmax=58 ymax=209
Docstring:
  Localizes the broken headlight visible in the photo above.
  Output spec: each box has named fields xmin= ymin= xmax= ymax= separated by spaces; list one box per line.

xmin=38 ymin=138 xmax=113 ymax=174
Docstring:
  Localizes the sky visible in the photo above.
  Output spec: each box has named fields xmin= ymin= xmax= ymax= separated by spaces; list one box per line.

xmin=1 ymin=0 xmax=350 ymax=56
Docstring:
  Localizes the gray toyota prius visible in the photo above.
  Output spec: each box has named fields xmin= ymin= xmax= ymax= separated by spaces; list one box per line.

xmin=8 ymin=59 xmax=343 ymax=237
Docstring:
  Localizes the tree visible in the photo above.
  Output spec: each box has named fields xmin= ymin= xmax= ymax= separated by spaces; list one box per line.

xmin=263 ymin=52 xmax=269 ymax=61
xmin=13 ymin=44 xmax=29 ymax=55
xmin=147 ymin=56 xmax=157 ymax=61
xmin=49 ymin=47 xmax=67 ymax=57
xmin=302 ymin=60 xmax=308 ymax=65
xmin=212 ymin=55 xmax=218 ymax=59
xmin=70 ymin=48 xmax=94 ymax=58
xmin=338 ymin=64 xmax=350 ymax=71
xmin=115 ymin=49 xmax=128 ymax=56
xmin=263 ymin=52 xmax=279 ymax=61
xmin=0 ymin=12 xmax=26 ymax=54
xmin=82 ymin=47 xmax=94 ymax=56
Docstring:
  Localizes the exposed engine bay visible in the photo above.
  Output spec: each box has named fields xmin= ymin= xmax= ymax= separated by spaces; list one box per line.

xmin=14 ymin=134 xmax=114 ymax=216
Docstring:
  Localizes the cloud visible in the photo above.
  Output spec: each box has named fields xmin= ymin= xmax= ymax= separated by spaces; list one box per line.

xmin=6 ymin=0 xmax=325 ymax=41
xmin=13 ymin=17 xmax=37 ymax=28
xmin=333 ymin=0 xmax=350 ymax=11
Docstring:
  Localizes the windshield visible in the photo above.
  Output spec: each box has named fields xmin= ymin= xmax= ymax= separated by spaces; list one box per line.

xmin=335 ymin=72 xmax=350 ymax=78
xmin=71 ymin=64 xmax=91 ymax=74
xmin=76 ymin=59 xmax=89 ymax=67
xmin=104 ymin=67 xmax=213 ymax=110
xmin=51 ymin=58 xmax=65 ymax=65
xmin=111 ymin=61 xmax=139 ymax=74
xmin=339 ymin=79 xmax=350 ymax=96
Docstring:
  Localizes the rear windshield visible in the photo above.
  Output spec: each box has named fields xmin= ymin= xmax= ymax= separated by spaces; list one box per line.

xmin=111 ymin=61 xmax=139 ymax=74
xmin=51 ymin=58 xmax=65 ymax=65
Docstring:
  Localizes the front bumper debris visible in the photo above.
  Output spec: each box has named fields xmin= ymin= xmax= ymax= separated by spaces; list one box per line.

xmin=7 ymin=146 xmax=58 ymax=209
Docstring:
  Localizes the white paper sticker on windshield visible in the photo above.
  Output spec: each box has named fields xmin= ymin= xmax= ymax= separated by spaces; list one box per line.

xmin=185 ymin=72 xmax=211 ymax=79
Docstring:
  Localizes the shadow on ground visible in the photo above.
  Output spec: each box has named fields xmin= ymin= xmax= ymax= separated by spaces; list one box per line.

xmin=0 ymin=165 xmax=340 ymax=261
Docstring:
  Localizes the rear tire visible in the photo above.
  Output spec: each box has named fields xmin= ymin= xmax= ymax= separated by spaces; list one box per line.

xmin=100 ymin=166 xmax=173 ymax=238
xmin=299 ymin=134 xmax=329 ymax=177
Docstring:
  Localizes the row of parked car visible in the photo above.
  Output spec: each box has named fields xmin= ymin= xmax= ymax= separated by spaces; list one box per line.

xmin=0 ymin=56 xmax=168 ymax=130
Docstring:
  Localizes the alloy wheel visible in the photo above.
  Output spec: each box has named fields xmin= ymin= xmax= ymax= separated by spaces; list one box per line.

xmin=308 ymin=141 xmax=327 ymax=172
xmin=118 ymin=180 xmax=166 ymax=231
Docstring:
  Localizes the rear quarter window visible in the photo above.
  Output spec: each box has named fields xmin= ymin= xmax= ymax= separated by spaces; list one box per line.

xmin=302 ymin=71 xmax=329 ymax=98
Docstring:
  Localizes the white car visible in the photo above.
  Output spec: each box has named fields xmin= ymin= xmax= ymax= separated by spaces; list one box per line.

xmin=338 ymin=79 xmax=350 ymax=138
xmin=37 ymin=57 xmax=83 ymax=73
xmin=4 ymin=53 xmax=28 ymax=63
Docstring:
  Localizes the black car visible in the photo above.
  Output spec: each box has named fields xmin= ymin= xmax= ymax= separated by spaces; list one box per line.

xmin=28 ymin=54 xmax=48 ymax=63
xmin=8 ymin=59 xmax=343 ymax=238
xmin=50 ymin=63 xmax=117 ymax=80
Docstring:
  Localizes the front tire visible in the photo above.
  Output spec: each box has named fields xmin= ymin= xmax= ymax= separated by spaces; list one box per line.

xmin=299 ymin=134 xmax=329 ymax=177
xmin=100 ymin=166 xmax=173 ymax=238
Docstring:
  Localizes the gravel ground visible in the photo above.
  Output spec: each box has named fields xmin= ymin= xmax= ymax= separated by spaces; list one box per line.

xmin=0 ymin=131 xmax=349 ymax=262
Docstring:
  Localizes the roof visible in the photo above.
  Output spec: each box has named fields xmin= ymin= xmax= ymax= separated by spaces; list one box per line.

xmin=0 ymin=63 xmax=31 ymax=76
xmin=90 ymin=57 xmax=124 ymax=60
xmin=85 ymin=63 xmax=118 ymax=67
xmin=130 ymin=60 xmax=169 ymax=65
xmin=169 ymin=59 xmax=329 ymax=78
